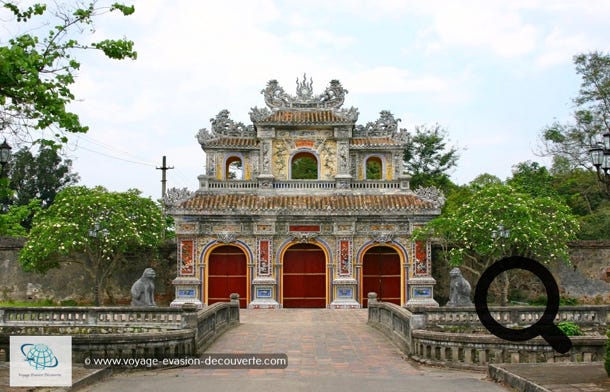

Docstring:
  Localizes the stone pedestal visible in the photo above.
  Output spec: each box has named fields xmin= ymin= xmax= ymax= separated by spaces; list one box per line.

xmin=329 ymin=278 xmax=360 ymax=309
xmin=406 ymin=276 xmax=439 ymax=307
xmin=170 ymin=277 xmax=203 ymax=308
xmin=248 ymin=278 xmax=280 ymax=309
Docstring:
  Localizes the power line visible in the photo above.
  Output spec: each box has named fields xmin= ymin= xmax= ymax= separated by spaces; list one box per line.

xmin=73 ymin=134 xmax=156 ymax=166
xmin=75 ymin=144 xmax=156 ymax=167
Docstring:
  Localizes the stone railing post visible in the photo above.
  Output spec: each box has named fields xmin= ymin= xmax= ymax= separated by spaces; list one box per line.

xmin=368 ymin=292 xmax=378 ymax=304
xmin=87 ymin=309 xmax=98 ymax=326
xmin=230 ymin=293 xmax=240 ymax=305
xmin=181 ymin=302 xmax=199 ymax=329
xmin=229 ymin=293 xmax=240 ymax=323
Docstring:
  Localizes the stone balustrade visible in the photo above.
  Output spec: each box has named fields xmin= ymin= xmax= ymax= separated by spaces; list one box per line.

xmin=368 ymin=295 xmax=608 ymax=370
xmin=411 ymin=331 xmax=605 ymax=369
xmin=203 ymin=179 xmax=404 ymax=191
xmin=0 ymin=294 xmax=240 ymax=363
xmin=0 ymin=306 xmax=185 ymax=329
xmin=208 ymin=180 xmax=258 ymax=189
xmin=415 ymin=305 xmax=608 ymax=330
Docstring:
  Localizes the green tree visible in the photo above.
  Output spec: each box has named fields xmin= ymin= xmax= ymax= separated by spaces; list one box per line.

xmin=539 ymin=52 xmax=610 ymax=191
xmin=20 ymin=186 xmax=165 ymax=305
xmin=403 ymin=123 xmax=460 ymax=192
xmin=0 ymin=199 xmax=41 ymax=236
xmin=0 ymin=1 xmax=136 ymax=147
xmin=365 ymin=158 xmax=382 ymax=180
xmin=508 ymin=161 xmax=559 ymax=199
xmin=9 ymin=146 xmax=79 ymax=207
xmin=291 ymin=156 xmax=318 ymax=179
xmin=414 ymin=184 xmax=578 ymax=305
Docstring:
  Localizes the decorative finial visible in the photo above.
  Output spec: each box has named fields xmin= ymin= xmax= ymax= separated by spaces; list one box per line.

xmin=296 ymin=73 xmax=314 ymax=100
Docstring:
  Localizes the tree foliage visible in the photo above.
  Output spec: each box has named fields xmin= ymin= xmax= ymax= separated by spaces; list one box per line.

xmin=403 ymin=123 xmax=459 ymax=192
xmin=415 ymin=184 xmax=578 ymax=305
xmin=8 ymin=146 xmax=79 ymax=207
xmin=0 ymin=198 xmax=41 ymax=236
xmin=291 ymin=155 xmax=318 ymax=179
xmin=0 ymin=1 xmax=136 ymax=147
xmin=20 ymin=186 xmax=165 ymax=305
xmin=508 ymin=161 xmax=559 ymax=199
xmin=539 ymin=51 xmax=610 ymax=174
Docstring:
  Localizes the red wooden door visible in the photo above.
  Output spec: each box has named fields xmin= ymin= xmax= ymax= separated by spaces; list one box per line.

xmin=283 ymin=244 xmax=326 ymax=308
xmin=362 ymin=246 xmax=401 ymax=307
xmin=208 ymin=245 xmax=247 ymax=308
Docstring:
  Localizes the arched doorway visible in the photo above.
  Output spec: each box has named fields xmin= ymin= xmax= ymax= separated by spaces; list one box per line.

xmin=282 ymin=243 xmax=326 ymax=308
xmin=362 ymin=246 xmax=401 ymax=307
xmin=225 ymin=156 xmax=243 ymax=180
xmin=290 ymin=151 xmax=318 ymax=179
xmin=207 ymin=245 xmax=247 ymax=308
xmin=365 ymin=156 xmax=383 ymax=179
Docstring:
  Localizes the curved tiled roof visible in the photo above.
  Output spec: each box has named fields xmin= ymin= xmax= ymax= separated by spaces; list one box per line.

xmin=256 ymin=110 xmax=354 ymax=125
xmin=176 ymin=193 xmax=435 ymax=213
xmin=203 ymin=138 xmax=258 ymax=147
xmin=350 ymin=137 xmax=403 ymax=146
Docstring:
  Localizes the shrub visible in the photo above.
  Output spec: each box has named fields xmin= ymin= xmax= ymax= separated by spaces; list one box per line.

xmin=557 ymin=321 xmax=583 ymax=336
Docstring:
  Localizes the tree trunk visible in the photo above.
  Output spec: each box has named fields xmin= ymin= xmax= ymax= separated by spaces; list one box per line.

xmin=94 ymin=273 xmax=101 ymax=306
xmin=499 ymin=271 xmax=509 ymax=306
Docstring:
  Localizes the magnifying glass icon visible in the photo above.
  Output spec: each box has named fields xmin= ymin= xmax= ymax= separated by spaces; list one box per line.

xmin=474 ymin=256 xmax=572 ymax=354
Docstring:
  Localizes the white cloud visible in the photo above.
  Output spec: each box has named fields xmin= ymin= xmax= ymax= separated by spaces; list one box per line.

xmin=416 ymin=2 xmax=540 ymax=57
xmin=344 ymin=66 xmax=448 ymax=94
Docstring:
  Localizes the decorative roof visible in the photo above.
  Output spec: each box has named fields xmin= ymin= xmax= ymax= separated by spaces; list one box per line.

xmin=203 ymin=138 xmax=259 ymax=148
xmin=351 ymin=137 xmax=403 ymax=147
xmin=175 ymin=194 xmax=436 ymax=213
xmin=249 ymin=75 xmax=359 ymax=124
xmin=196 ymin=109 xmax=256 ymax=147
xmin=353 ymin=110 xmax=409 ymax=142
xmin=255 ymin=109 xmax=355 ymax=125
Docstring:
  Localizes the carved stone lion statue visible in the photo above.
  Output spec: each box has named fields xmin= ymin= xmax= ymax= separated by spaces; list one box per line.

xmin=446 ymin=267 xmax=473 ymax=307
xmin=131 ymin=268 xmax=156 ymax=306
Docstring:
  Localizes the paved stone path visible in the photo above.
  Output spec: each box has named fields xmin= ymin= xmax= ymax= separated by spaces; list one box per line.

xmin=80 ymin=309 xmax=508 ymax=392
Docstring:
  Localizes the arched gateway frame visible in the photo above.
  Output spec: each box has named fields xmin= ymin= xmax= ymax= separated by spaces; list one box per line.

xmin=280 ymin=242 xmax=329 ymax=308
xmin=359 ymin=243 xmax=406 ymax=307
xmin=203 ymin=243 xmax=250 ymax=308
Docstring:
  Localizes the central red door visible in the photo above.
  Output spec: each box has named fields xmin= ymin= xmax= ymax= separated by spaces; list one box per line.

xmin=208 ymin=245 xmax=247 ymax=308
xmin=283 ymin=243 xmax=326 ymax=308
xmin=362 ymin=246 xmax=401 ymax=307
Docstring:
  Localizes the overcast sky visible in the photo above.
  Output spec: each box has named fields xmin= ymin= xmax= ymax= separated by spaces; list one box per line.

xmin=7 ymin=1 xmax=610 ymax=199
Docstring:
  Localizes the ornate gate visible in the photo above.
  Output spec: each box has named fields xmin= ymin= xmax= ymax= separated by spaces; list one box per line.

xmin=362 ymin=246 xmax=401 ymax=307
xmin=207 ymin=245 xmax=247 ymax=308
xmin=282 ymin=243 xmax=326 ymax=308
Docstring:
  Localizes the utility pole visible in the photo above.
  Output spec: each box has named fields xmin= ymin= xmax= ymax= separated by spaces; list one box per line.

xmin=156 ymin=155 xmax=174 ymax=198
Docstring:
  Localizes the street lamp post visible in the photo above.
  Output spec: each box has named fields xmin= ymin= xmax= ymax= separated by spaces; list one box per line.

xmin=491 ymin=224 xmax=510 ymax=240
xmin=588 ymin=131 xmax=610 ymax=193
xmin=89 ymin=221 xmax=109 ymax=306
xmin=0 ymin=139 xmax=12 ymax=175
xmin=491 ymin=224 xmax=511 ymax=305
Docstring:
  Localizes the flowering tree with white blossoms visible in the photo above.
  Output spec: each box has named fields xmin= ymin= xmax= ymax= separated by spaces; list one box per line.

xmin=20 ymin=186 xmax=165 ymax=305
xmin=414 ymin=184 xmax=578 ymax=305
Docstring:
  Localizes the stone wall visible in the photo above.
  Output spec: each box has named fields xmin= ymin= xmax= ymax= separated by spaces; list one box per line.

xmin=431 ymin=241 xmax=610 ymax=305
xmin=0 ymin=237 xmax=177 ymax=305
